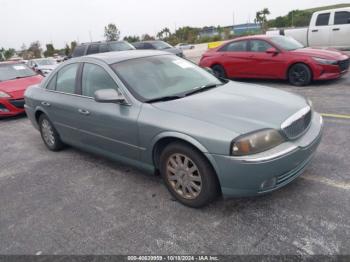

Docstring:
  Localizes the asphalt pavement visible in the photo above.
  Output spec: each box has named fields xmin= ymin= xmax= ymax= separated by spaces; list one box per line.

xmin=0 ymin=57 xmax=349 ymax=255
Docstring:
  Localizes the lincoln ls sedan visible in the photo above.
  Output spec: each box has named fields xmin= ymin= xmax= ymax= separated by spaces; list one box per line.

xmin=24 ymin=50 xmax=323 ymax=207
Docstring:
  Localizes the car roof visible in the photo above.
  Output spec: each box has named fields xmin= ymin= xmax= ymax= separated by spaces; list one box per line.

xmin=81 ymin=50 xmax=171 ymax=64
xmin=230 ymin=35 xmax=271 ymax=41
xmin=78 ymin=40 xmax=128 ymax=46
xmin=133 ymin=40 xmax=164 ymax=44
xmin=0 ymin=61 xmax=21 ymax=65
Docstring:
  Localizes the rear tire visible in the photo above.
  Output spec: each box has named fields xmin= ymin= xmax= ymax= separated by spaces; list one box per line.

xmin=159 ymin=142 xmax=220 ymax=208
xmin=211 ymin=64 xmax=227 ymax=79
xmin=39 ymin=114 xmax=64 ymax=151
xmin=288 ymin=63 xmax=312 ymax=86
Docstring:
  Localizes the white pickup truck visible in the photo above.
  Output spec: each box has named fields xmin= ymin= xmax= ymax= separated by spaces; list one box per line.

xmin=267 ymin=7 xmax=350 ymax=50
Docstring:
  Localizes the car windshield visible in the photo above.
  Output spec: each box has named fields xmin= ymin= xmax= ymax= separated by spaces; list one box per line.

xmin=111 ymin=55 xmax=222 ymax=101
xmin=109 ymin=42 xmax=135 ymax=51
xmin=269 ymin=36 xmax=304 ymax=51
xmin=35 ymin=59 xmax=56 ymax=66
xmin=0 ymin=63 xmax=37 ymax=81
xmin=151 ymin=41 xmax=172 ymax=50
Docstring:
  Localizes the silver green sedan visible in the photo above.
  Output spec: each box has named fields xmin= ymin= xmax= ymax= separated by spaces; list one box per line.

xmin=24 ymin=50 xmax=323 ymax=208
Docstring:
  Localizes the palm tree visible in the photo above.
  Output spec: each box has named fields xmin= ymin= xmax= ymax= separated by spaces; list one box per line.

xmin=255 ymin=8 xmax=270 ymax=33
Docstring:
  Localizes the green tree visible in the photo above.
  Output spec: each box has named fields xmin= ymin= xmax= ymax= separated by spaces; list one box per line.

xmin=141 ymin=34 xmax=155 ymax=41
xmin=28 ymin=41 xmax=42 ymax=58
xmin=44 ymin=43 xmax=55 ymax=57
xmin=104 ymin=23 xmax=120 ymax=41
xmin=64 ymin=44 xmax=71 ymax=56
xmin=123 ymin=35 xmax=140 ymax=43
xmin=255 ymin=8 xmax=270 ymax=32
xmin=70 ymin=41 xmax=77 ymax=53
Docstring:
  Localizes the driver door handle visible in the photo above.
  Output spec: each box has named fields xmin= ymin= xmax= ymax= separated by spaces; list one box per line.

xmin=78 ymin=109 xmax=90 ymax=116
xmin=332 ymin=28 xmax=340 ymax=31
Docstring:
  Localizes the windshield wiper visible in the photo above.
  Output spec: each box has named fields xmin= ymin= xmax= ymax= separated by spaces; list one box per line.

xmin=184 ymin=83 xmax=222 ymax=97
xmin=146 ymin=95 xmax=184 ymax=103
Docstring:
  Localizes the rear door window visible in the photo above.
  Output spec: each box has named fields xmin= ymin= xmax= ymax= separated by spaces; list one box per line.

xmin=46 ymin=74 xmax=57 ymax=90
xmin=56 ymin=63 xmax=79 ymax=94
xmin=86 ymin=44 xmax=99 ymax=55
xmin=72 ymin=46 xmax=85 ymax=57
xmin=334 ymin=11 xmax=350 ymax=25
xmin=316 ymin=13 xmax=330 ymax=26
xmin=99 ymin=44 xmax=109 ymax=53
xmin=220 ymin=41 xmax=248 ymax=52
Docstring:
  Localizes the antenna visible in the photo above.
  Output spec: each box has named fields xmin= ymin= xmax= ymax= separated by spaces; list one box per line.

xmin=89 ymin=30 xmax=93 ymax=42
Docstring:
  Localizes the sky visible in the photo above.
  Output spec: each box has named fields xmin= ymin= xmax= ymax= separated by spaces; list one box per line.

xmin=0 ymin=0 xmax=348 ymax=50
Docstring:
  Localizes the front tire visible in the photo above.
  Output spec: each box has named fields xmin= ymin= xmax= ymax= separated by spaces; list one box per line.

xmin=211 ymin=64 xmax=227 ymax=79
xmin=39 ymin=114 xmax=64 ymax=151
xmin=159 ymin=142 xmax=219 ymax=208
xmin=288 ymin=63 xmax=312 ymax=86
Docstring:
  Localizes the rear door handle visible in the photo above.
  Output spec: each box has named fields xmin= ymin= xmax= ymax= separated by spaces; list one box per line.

xmin=41 ymin=101 xmax=51 ymax=107
xmin=311 ymin=29 xmax=318 ymax=32
xmin=332 ymin=28 xmax=340 ymax=31
xmin=78 ymin=109 xmax=90 ymax=115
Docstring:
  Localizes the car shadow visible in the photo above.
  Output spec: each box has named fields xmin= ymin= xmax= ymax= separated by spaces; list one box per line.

xmin=0 ymin=113 xmax=27 ymax=122
xmin=233 ymin=77 xmax=346 ymax=88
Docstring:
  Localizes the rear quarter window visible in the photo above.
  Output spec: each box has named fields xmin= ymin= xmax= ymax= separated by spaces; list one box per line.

xmin=72 ymin=46 xmax=86 ymax=57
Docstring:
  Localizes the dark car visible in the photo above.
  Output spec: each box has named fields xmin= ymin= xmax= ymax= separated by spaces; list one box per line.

xmin=132 ymin=40 xmax=184 ymax=57
xmin=72 ymin=41 xmax=135 ymax=58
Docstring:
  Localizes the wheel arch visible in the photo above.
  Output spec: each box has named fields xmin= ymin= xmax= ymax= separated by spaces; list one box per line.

xmin=151 ymin=134 xmax=222 ymax=194
xmin=151 ymin=133 xmax=221 ymax=180
xmin=286 ymin=61 xmax=314 ymax=80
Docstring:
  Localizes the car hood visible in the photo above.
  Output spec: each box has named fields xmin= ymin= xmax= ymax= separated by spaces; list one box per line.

xmin=152 ymin=81 xmax=308 ymax=135
xmin=37 ymin=64 xmax=57 ymax=70
xmin=0 ymin=75 xmax=43 ymax=99
xmin=291 ymin=47 xmax=348 ymax=60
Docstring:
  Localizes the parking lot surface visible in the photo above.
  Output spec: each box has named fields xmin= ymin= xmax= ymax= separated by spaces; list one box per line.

xmin=0 ymin=56 xmax=350 ymax=255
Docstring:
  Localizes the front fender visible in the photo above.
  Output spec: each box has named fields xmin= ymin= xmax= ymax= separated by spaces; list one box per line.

xmin=141 ymin=131 xmax=221 ymax=176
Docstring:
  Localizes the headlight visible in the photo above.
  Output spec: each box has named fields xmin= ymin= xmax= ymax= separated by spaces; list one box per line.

xmin=0 ymin=91 xmax=11 ymax=98
xmin=312 ymin=57 xmax=337 ymax=65
xmin=231 ymin=129 xmax=285 ymax=156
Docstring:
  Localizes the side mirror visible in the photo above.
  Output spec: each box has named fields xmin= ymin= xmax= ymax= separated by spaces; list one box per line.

xmin=204 ymin=67 xmax=215 ymax=75
xmin=94 ymin=89 xmax=126 ymax=104
xmin=266 ymin=47 xmax=279 ymax=55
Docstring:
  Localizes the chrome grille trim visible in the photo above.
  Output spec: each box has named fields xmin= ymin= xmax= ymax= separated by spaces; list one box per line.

xmin=281 ymin=106 xmax=312 ymax=140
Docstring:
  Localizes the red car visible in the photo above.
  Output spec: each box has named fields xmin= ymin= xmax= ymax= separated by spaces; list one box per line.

xmin=0 ymin=62 xmax=43 ymax=117
xmin=199 ymin=35 xmax=350 ymax=86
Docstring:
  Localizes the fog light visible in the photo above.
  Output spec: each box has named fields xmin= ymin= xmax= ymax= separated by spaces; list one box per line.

xmin=260 ymin=177 xmax=277 ymax=190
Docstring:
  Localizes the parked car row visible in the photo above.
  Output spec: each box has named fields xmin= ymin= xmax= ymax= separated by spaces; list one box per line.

xmin=71 ymin=40 xmax=184 ymax=58
xmin=0 ymin=61 xmax=43 ymax=117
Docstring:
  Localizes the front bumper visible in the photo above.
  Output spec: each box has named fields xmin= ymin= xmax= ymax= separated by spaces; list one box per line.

xmin=313 ymin=62 xmax=349 ymax=80
xmin=208 ymin=112 xmax=323 ymax=197
xmin=0 ymin=98 xmax=25 ymax=117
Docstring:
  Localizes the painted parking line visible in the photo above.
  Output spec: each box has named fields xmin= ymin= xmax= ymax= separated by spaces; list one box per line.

xmin=302 ymin=175 xmax=350 ymax=190
xmin=321 ymin=113 xmax=350 ymax=120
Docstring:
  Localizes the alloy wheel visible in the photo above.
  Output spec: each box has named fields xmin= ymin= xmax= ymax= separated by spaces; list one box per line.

xmin=41 ymin=119 xmax=55 ymax=146
xmin=166 ymin=153 xmax=202 ymax=200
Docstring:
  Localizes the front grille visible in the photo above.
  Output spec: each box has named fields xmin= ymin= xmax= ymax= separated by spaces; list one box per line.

xmin=282 ymin=108 xmax=312 ymax=140
xmin=339 ymin=59 xmax=350 ymax=72
xmin=9 ymin=99 xmax=25 ymax=109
